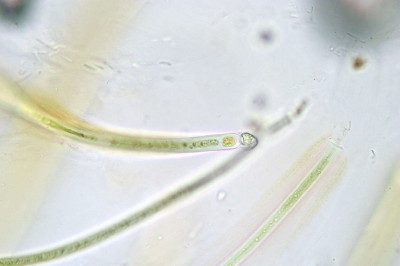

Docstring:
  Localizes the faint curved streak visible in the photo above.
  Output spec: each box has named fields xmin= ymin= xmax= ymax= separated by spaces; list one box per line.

xmin=0 ymin=148 xmax=252 ymax=265
xmin=0 ymin=73 xmax=257 ymax=153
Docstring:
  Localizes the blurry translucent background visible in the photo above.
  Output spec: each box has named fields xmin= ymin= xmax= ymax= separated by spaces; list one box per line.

xmin=0 ymin=0 xmax=399 ymax=265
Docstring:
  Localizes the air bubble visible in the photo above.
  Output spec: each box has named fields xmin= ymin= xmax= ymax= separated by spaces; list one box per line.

xmin=217 ymin=190 xmax=227 ymax=201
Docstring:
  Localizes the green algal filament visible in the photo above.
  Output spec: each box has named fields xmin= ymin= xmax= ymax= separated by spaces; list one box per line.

xmin=224 ymin=147 xmax=335 ymax=265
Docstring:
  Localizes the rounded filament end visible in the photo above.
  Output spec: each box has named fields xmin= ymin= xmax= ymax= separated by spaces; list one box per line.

xmin=240 ymin=132 xmax=258 ymax=149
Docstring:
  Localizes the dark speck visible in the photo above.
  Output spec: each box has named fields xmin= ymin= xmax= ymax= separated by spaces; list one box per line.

xmin=259 ymin=29 xmax=274 ymax=43
xmin=252 ymin=93 xmax=267 ymax=109
xmin=159 ymin=61 xmax=172 ymax=66
xmin=351 ymin=55 xmax=368 ymax=72
xmin=353 ymin=57 xmax=365 ymax=70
